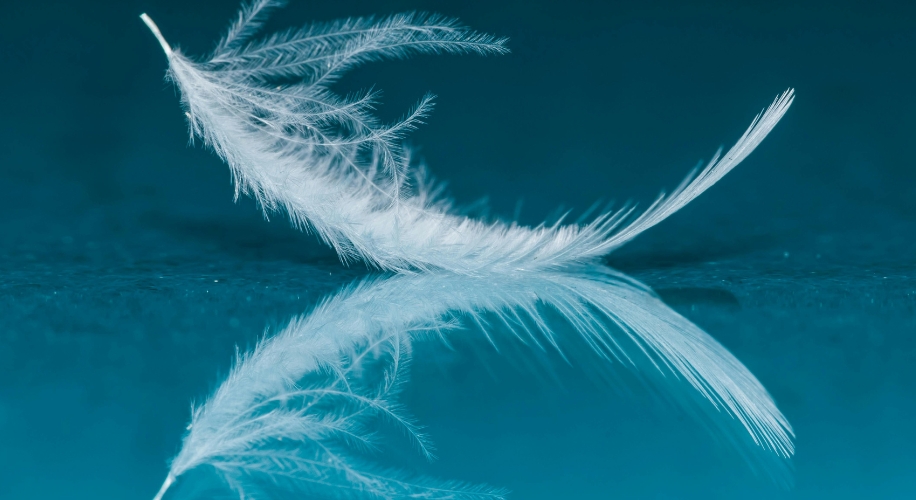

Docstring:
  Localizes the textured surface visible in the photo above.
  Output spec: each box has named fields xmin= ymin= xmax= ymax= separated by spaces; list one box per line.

xmin=2 ymin=0 xmax=915 ymax=498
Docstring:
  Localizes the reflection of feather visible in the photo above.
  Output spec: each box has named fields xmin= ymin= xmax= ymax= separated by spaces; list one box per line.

xmin=152 ymin=267 xmax=792 ymax=499
xmin=141 ymin=2 xmax=793 ymax=274
xmin=152 ymin=310 xmax=502 ymax=500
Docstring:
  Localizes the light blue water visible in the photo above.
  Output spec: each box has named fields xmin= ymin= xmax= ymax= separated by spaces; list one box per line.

xmin=2 ymin=0 xmax=915 ymax=498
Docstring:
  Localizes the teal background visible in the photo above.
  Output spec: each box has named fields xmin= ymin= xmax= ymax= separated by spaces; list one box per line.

xmin=1 ymin=0 xmax=914 ymax=498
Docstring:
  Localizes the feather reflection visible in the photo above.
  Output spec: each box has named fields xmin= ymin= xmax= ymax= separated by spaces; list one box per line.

xmin=154 ymin=266 xmax=792 ymax=499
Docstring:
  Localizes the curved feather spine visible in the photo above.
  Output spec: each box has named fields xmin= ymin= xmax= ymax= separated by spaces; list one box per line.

xmin=141 ymin=5 xmax=792 ymax=275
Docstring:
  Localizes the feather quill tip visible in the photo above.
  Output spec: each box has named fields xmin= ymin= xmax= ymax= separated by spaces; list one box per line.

xmin=140 ymin=13 xmax=173 ymax=56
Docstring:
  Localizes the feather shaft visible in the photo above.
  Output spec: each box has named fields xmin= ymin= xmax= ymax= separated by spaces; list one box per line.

xmin=145 ymin=3 xmax=791 ymax=273
xmin=140 ymin=14 xmax=172 ymax=56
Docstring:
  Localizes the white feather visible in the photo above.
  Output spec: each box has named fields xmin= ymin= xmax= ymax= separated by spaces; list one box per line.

xmin=141 ymin=4 xmax=793 ymax=275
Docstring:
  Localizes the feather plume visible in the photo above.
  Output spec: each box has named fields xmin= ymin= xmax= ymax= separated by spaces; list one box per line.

xmin=152 ymin=267 xmax=792 ymax=499
xmin=141 ymin=3 xmax=793 ymax=274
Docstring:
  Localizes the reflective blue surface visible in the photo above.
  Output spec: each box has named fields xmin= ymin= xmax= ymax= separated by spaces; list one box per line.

xmin=1 ymin=0 xmax=914 ymax=498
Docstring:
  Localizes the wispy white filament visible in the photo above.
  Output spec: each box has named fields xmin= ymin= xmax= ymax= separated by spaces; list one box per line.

xmin=141 ymin=1 xmax=793 ymax=275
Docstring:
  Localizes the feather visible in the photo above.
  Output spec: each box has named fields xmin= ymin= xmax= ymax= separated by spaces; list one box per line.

xmin=140 ymin=3 xmax=793 ymax=275
xmin=152 ymin=267 xmax=792 ymax=499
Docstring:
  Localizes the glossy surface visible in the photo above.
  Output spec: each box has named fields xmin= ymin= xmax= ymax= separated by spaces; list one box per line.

xmin=1 ymin=0 xmax=914 ymax=498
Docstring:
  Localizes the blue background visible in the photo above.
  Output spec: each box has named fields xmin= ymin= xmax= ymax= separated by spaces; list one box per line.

xmin=1 ymin=0 xmax=914 ymax=498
